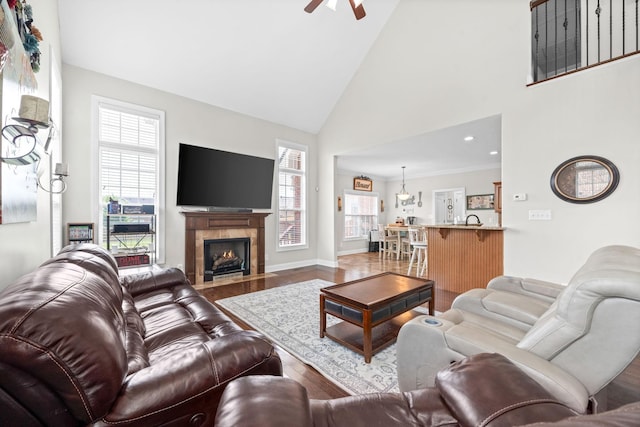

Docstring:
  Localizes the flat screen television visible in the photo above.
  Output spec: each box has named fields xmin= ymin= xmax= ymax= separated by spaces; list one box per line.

xmin=176 ymin=143 xmax=275 ymax=210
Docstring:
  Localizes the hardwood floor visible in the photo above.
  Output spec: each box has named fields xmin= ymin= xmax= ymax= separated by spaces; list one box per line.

xmin=198 ymin=251 xmax=640 ymax=408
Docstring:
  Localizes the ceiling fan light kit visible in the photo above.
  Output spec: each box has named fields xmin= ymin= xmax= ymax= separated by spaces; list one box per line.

xmin=304 ymin=0 xmax=366 ymax=20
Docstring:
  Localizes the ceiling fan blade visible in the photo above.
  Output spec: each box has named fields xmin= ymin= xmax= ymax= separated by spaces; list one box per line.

xmin=304 ymin=0 xmax=325 ymax=13
xmin=348 ymin=0 xmax=366 ymax=20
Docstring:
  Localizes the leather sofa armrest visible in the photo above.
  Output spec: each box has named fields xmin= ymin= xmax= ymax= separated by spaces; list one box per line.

xmin=215 ymin=376 xmax=313 ymax=427
xmin=97 ymin=331 xmax=282 ymax=426
xmin=120 ymin=268 xmax=188 ymax=296
xmin=519 ymin=401 xmax=640 ymax=426
xmin=436 ymin=353 xmax=580 ymax=427
xmin=487 ymin=276 xmax=565 ymax=301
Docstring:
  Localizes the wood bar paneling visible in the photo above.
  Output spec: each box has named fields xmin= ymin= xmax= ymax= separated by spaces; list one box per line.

xmin=427 ymin=227 xmax=503 ymax=312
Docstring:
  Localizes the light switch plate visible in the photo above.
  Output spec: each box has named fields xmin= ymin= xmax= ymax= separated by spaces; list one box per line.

xmin=513 ymin=193 xmax=527 ymax=201
xmin=529 ymin=209 xmax=552 ymax=220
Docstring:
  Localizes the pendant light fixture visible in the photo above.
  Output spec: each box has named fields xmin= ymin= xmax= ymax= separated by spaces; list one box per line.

xmin=397 ymin=166 xmax=410 ymax=201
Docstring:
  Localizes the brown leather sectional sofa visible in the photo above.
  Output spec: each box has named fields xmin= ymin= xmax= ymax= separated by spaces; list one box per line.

xmin=214 ymin=352 xmax=640 ymax=426
xmin=0 ymin=244 xmax=282 ymax=426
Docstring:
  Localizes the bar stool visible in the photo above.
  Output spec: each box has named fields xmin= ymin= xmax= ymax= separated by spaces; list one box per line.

xmin=407 ymin=227 xmax=427 ymax=276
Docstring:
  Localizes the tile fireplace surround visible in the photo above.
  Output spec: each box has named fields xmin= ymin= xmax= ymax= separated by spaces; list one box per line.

xmin=182 ymin=211 xmax=269 ymax=285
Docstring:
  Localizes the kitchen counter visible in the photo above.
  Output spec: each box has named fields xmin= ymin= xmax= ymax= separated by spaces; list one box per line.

xmin=427 ymin=224 xmax=504 ymax=230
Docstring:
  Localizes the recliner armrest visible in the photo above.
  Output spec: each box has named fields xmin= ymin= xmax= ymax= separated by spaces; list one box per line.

xmin=436 ymin=353 xmax=580 ymax=426
xmin=215 ymin=376 xmax=313 ymax=427
xmin=487 ymin=276 xmax=565 ymax=301
xmin=483 ymin=346 xmax=590 ymax=413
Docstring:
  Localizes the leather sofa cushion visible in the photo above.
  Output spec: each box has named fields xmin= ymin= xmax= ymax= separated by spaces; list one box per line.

xmin=435 ymin=353 xmax=578 ymax=427
xmin=50 ymin=242 xmax=120 ymax=284
xmin=0 ymin=260 xmax=128 ymax=423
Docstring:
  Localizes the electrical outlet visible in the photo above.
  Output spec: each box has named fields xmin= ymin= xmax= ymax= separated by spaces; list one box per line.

xmin=528 ymin=209 xmax=552 ymax=220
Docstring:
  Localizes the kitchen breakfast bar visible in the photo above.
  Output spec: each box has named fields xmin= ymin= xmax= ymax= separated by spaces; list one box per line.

xmin=425 ymin=225 xmax=504 ymax=312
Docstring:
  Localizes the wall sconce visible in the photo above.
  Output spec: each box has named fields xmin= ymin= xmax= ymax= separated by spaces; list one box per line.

xmin=1 ymin=95 xmax=51 ymax=166
xmin=337 ymin=196 xmax=342 ymax=211
xmin=381 ymin=200 xmax=384 ymax=212
xmin=38 ymin=162 xmax=68 ymax=194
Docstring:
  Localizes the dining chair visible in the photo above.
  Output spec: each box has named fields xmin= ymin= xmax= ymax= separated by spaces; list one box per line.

xmin=378 ymin=224 xmax=399 ymax=259
xmin=407 ymin=227 xmax=427 ymax=276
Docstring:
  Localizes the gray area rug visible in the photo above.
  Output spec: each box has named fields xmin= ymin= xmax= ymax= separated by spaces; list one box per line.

xmin=215 ymin=279 xmax=401 ymax=395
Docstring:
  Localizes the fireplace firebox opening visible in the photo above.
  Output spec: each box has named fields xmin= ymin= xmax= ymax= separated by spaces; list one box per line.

xmin=204 ymin=238 xmax=250 ymax=281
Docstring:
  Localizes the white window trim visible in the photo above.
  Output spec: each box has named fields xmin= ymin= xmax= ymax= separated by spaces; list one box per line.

xmin=276 ymin=139 xmax=308 ymax=252
xmin=343 ymin=190 xmax=379 ymax=241
xmin=91 ymin=95 xmax=166 ymax=264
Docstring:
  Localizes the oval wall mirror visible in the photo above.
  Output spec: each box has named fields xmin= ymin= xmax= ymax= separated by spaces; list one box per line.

xmin=550 ymin=155 xmax=619 ymax=204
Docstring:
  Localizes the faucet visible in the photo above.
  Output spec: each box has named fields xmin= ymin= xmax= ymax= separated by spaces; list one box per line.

xmin=465 ymin=214 xmax=481 ymax=226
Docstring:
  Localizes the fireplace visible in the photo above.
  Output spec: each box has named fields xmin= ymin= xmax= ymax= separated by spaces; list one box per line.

xmin=204 ymin=238 xmax=250 ymax=281
xmin=182 ymin=211 xmax=269 ymax=286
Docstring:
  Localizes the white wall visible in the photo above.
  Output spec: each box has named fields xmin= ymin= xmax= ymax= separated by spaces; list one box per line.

xmin=61 ymin=66 xmax=319 ymax=272
xmin=0 ymin=0 xmax=62 ymax=289
xmin=318 ymin=0 xmax=640 ymax=284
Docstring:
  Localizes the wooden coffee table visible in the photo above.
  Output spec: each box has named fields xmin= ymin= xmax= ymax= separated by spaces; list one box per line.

xmin=320 ymin=272 xmax=434 ymax=363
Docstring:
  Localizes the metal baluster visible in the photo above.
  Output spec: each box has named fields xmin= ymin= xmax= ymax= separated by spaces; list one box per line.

xmin=596 ymin=0 xmax=601 ymax=62
xmin=587 ymin=0 xmax=590 ymax=65
xmin=553 ymin=0 xmax=558 ymax=75
xmin=564 ymin=0 xmax=568 ymax=73
xmin=610 ymin=0 xmax=613 ymax=58
xmin=545 ymin=2 xmax=549 ymax=79
xmin=533 ymin=7 xmax=540 ymax=82
xmin=623 ymin=0 xmax=626 ymax=54
xmin=576 ymin=0 xmax=580 ymax=69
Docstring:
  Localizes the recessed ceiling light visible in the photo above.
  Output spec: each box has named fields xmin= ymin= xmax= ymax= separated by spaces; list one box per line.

xmin=464 ymin=136 xmax=474 ymax=142
xmin=489 ymin=150 xmax=499 ymax=155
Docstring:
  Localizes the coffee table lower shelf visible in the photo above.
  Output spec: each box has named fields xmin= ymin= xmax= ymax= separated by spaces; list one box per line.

xmin=323 ymin=310 xmax=423 ymax=361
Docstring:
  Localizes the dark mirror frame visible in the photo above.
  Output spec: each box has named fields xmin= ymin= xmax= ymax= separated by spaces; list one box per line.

xmin=550 ymin=155 xmax=620 ymax=204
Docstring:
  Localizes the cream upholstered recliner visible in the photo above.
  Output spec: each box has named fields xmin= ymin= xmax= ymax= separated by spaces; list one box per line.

xmin=397 ymin=245 xmax=640 ymax=413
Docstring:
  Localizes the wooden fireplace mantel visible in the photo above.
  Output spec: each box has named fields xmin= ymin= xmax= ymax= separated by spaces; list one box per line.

xmin=182 ymin=211 xmax=270 ymax=285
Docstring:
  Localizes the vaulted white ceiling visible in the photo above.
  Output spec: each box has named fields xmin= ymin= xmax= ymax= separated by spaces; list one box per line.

xmin=57 ymin=0 xmax=501 ymax=180
xmin=58 ymin=0 xmax=399 ymax=134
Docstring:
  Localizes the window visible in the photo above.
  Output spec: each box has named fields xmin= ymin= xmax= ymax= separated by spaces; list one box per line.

xmin=93 ymin=96 xmax=165 ymax=262
xmin=343 ymin=191 xmax=378 ymax=240
xmin=277 ymin=141 xmax=306 ymax=249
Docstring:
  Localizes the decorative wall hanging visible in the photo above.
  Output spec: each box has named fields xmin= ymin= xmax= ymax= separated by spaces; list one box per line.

xmin=467 ymin=194 xmax=495 ymax=210
xmin=7 ymin=0 xmax=43 ymax=73
xmin=353 ymin=175 xmax=372 ymax=191
xmin=550 ymin=155 xmax=619 ymax=204
xmin=0 ymin=0 xmax=42 ymax=224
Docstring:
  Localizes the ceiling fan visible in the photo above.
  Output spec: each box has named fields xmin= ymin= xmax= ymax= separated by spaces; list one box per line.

xmin=304 ymin=0 xmax=366 ymax=20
